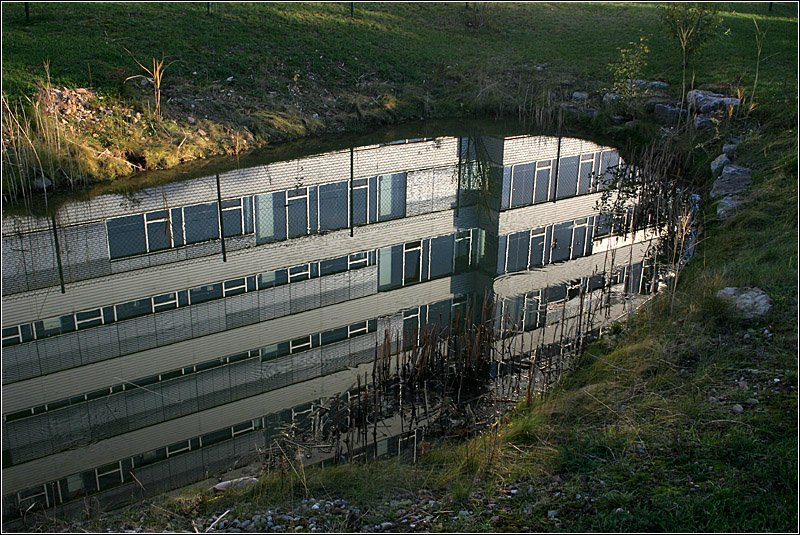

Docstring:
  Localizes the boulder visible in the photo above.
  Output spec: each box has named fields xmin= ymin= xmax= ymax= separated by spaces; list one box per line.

xmin=710 ymin=164 xmax=752 ymax=199
xmin=33 ymin=176 xmax=53 ymax=191
xmin=716 ymin=287 xmax=773 ymax=319
xmin=722 ymin=143 xmax=739 ymax=156
xmin=572 ymin=91 xmax=589 ymax=102
xmin=653 ymin=103 xmax=688 ymax=125
xmin=716 ymin=195 xmax=742 ymax=219
xmin=694 ymin=115 xmax=713 ymax=130
xmin=687 ymin=90 xmax=740 ymax=113
xmin=212 ymin=476 xmax=259 ymax=492
xmin=603 ymin=92 xmax=623 ymax=104
xmin=710 ymin=153 xmax=731 ymax=177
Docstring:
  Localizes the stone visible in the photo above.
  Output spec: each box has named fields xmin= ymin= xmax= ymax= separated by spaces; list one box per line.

xmin=610 ymin=114 xmax=626 ymax=124
xmin=722 ymin=143 xmax=738 ymax=156
xmin=694 ymin=115 xmax=713 ymax=130
xmin=687 ymin=89 xmax=741 ymax=113
xmin=33 ymin=176 xmax=53 ymax=191
xmin=732 ymin=404 xmax=744 ymax=414
xmin=716 ymin=287 xmax=773 ymax=319
xmin=746 ymin=398 xmax=759 ymax=405
xmin=648 ymin=80 xmax=670 ymax=90
xmin=572 ymin=91 xmax=589 ymax=101
xmin=380 ymin=522 xmax=394 ymax=531
xmin=547 ymin=510 xmax=558 ymax=519
xmin=710 ymin=154 xmax=731 ymax=177
xmin=710 ymin=165 xmax=752 ymax=199
xmin=716 ymin=195 xmax=742 ymax=220
xmin=211 ymin=476 xmax=259 ymax=492
xmin=653 ymin=103 xmax=688 ymax=125
xmin=603 ymin=92 xmax=622 ymax=104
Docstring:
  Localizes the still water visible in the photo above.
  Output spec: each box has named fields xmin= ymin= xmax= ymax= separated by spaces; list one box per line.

xmin=1 ymin=123 xmax=672 ymax=522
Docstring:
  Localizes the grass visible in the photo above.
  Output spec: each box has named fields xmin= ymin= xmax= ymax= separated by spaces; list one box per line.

xmin=3 ymin=2 xmax=797 ymax=533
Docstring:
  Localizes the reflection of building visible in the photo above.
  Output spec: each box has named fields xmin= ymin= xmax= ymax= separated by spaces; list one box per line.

xmin=1 ymin=134 xmax=652 ymax=521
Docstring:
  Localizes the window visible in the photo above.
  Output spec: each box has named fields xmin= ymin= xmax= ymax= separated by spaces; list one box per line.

xmin=378 ymin=245 xmax=403 ymax=291
xmin=506 ymin=232 xmax=530 ymax=273
xmin=320 ymin=256 xmax=348 ymax=276
xmin=34 ymin=315 xmax=76 ymax=339
xmin=348 ymin=251 xmax=369 ymax=270
xmin=145 ymin=210 xmax=172 ymax=252
xmin=403 ymin=308 xmax=420 ymax=351
xmin=529 ymin=228 xmax=547 ymax=268
xmin=430 ymin=234 xmax=455 ymax=278
xmin=153 ymin=292 xmax=178 ymax=312
xmin=500 ymin=166 xmax=512 ymax=210
xmin=378 ymin=172 xmax=406 ymax=221
xmin=550 ymin=222 xmax=573 ymax=263
xmin=221 ymin=199 xmax=244 ymax=238
xmin=107 ymin=215 xmax=146 ymax=259
xmin=75 ymin=309 xmax=104 ymax=330
xmin=3 ymin=326 xmax=21 ymax=347
xmin=166 ymin=440 xmax=191 ymax=458
xmin=95 ymin=461 xmax=123 ymax=491
xmin=258 ymin=269 xmax=288 ymax=289
xmin=189 ymin=283 xmax=223 ymax=304
xmin=320 ymin=325 xmax=349 ymax=346
xmin=17 ymin=485 xmax=48 ymax=511
xmin=255 ymin=192 xmax=287 ymax=244
xmin=183 ymin=202 xmax=219 ymax=244
xmin=319 ymin=181 xmax=349 ymax=231
xmin=510 ymin=163 xmax=535 ymax=208
xmin=556 ymin=155 xmax=580 ymax=199
xmin=289 ymin=336 xmax=313 ymax=353
xmin=132 ymin=448 xmax=167 ymax=468
xmin=286 ymin=188 xmax=310 ymax=238
xmin=534 ymin=160 xmax=553 ymax=204
xmin=578 ymin=153 xmax=596 ymax=195
xmin=596 ymin=150 xmax=620 ymax=191
xmin=351 ymin=178 xmax=369 ymax=226
xmin=348 ymin=321 xmax=369 ymax=337
xmin=571 ymin=219 xmax=590 ymax=259
xmin=232 ymin=420 xmax=256 ymax=437
xmin=223 ymin=278 xmax=246 ymax=297
xmin=115 ymin=298 xmax=153 ymax=321
xmin=524 ymin=292 xmax=543 ymax=331
xmin=454 ymin=230 xmax=471 ymax=273
xmin=403 ymin=241 xmax=422 ymax=285
xmin=288 ymin=264 xmax=311 ymax=283
xmin=59 ymin=473 xmax=86 ymax=501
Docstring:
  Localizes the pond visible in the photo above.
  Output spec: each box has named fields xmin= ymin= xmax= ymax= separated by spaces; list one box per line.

xmin=1 ymin=121 xmax=689 ymax=522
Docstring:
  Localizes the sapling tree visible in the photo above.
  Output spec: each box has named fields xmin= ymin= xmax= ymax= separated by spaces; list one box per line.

xmin=659 ymin=3 xmax=724 ymax=109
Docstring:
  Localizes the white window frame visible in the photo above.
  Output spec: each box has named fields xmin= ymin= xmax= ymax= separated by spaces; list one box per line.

xmin=17 ymin=485 xmax=49 ymax=511
xmin=402 ymin=241 xmax=423 ymax=286
xmin=348 ymin=251 xmax=369 ymax=269
xmin=534 ymin=160 xmax=553 ymax=203
xmin=166 ymin=440 xmax=191 ymax=458
xmin=152 ymin=292 xmax=179 ymax=312
xmin=286 ymin=187 xmax=311 ymax=236
xmin=223 ymin=278 xmax=247 ymax=296
xmin=290 ymin=336 xmax=313 ymax=354
xmin=95 ymin=461 xmax=123 ymax=490
xmin=288 ymin=263 xmax=311 ymax=283
xmin=2 ymin=325 xmax=22 ymax=345
xmin=144 ymin=210 xmax=173 ymax=252
xmin=221 ymin=197 xmax=246 ymax=237
xmin=231 ymin=420 xmax=256 ymax=437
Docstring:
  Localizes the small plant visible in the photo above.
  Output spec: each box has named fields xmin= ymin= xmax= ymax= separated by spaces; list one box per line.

xmin=125 ymin=50 xmax=174 ymax=120
xmin=608 ymin=35 xmax=651 ymax=103
xmin=659 ymin=3 xmax=725 ymax=108
xmin=748 ymin=18 xmax=766 ymax=115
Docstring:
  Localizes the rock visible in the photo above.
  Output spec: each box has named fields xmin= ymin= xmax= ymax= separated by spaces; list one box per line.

xmin=614 ymin=507 xmax=626 ymax=514
xmin=710 ymin=154 xmax=731 ymax=177
xmin=716 ymin=287 xmax=773 ymax=319
xmin=187 ymin=115 xmax=196 ymax=124
xmin=379 ymin=522 xmax=394 ymax=531
xmin=732 ymin=404 xmax=744 ymax=414
xmin=710 ymin=165 xmax=752 ymax=199
xmin=33 ymin=176 xmax=53 ymax=191
xmin=572 ymin=91 xmax=589 ymax=101
xmin=694 ymin=115 xmax=713 ymax=130
xmin=746 ymin=398 xmax=759 ymax=405
xmin=603 ymin=92 xmax=622 ymax=104
xmin=211 ymin=476 xmax=259 ymax=492
xmin=547 ymin=510 xmax=558 ymax=519
xmin=648 ymin=80 xmax=670 ymax=90
xmin=687 ymin=89 xmax=741 ymax=113
xmin=226 ymin=76 xmax=234 ymax=82
xmin=716 ymin=195 xmax=742 ymax=220
xmin=738 ymin=380 xmax=748 ymax=390
xmin=610 ymin=114 xmax=626 ymax=124
xmin=722 ymin=143 xmax=738 ymax=156
xmin=653 ymin=103 xmax=688 ymax=125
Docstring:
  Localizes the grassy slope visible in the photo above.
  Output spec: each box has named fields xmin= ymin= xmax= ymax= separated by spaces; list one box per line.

xmin=3 ymin=2 xmax=797 ymax=532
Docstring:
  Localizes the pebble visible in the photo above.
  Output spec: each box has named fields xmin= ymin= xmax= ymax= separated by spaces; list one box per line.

xmin=547 ymin=510 xmax=558 ymax=519
xmin=732 ymin=404 xmax=744 ymax=414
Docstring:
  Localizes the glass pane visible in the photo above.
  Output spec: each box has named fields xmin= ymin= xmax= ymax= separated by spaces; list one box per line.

xmin=551 ymin=222 xmax=573 ymax=263
xmin=404 ymin=247 xmax=422 ymax=285
xmin=510 ymin=163 xmax=535 ymax=208
xmin=183 ymin=203 xmax=219 ymax=244
xmin=572 ymin=225 xmax=587 ymax=259
xmin=500 ymin=166 xmax=512 ymax=210
xmin=189 ymin=283 xmax=223 ymax=304
xmin=171 ymin=208 xmax=184 ymax=247
xmin=378 ymin=173 xmax=406 ymax=220
xmin=534 ymin=164 xmax=551 ymax=204
xmin=287 ymin=197 xmax=308 ymax=238
xmin=222 ymin=208 xmax=243 ymax=237
xmin=455 ymin=235 xmax=471 ymax=273
xmin=429 ymin=234 xmax=455 ymax=278
xmin=378 ymin=245 xmax=403 ymax=291
xmin=320 ymin=256 xmax=348 ymax=276
xmin=106 ymin=215 xmax=146 ymax=259
xmin=352 ymin=187 xmax=368 ymax=226
xmin=529 ymin=231 xmax=546 ymax=268
xmin=146 ymin=220 xmax=171 ymax=252
xmin=115 ymin=298 xmax=153 ymax=321
xmin=556 ymin=156 xmax=580 ymax=199
xmin=598 ymin=150 xmax=620 ymax=190
xmin=578 ymin=156 xmax=594 ymax=194
xmin=255 ymin=192 xmax=286 ymax=244
xmin=524 ymin=296 xmax=541 ymax=330
xmin=34 ymin=315 xmax=76 ymax=338
xmin=319 ymin=181 xmax=348 ymax=231
xmin=320 ymin=326 xmax=348 ymax=346
xmin=506 ymin=232 xmax=530 ymax=273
